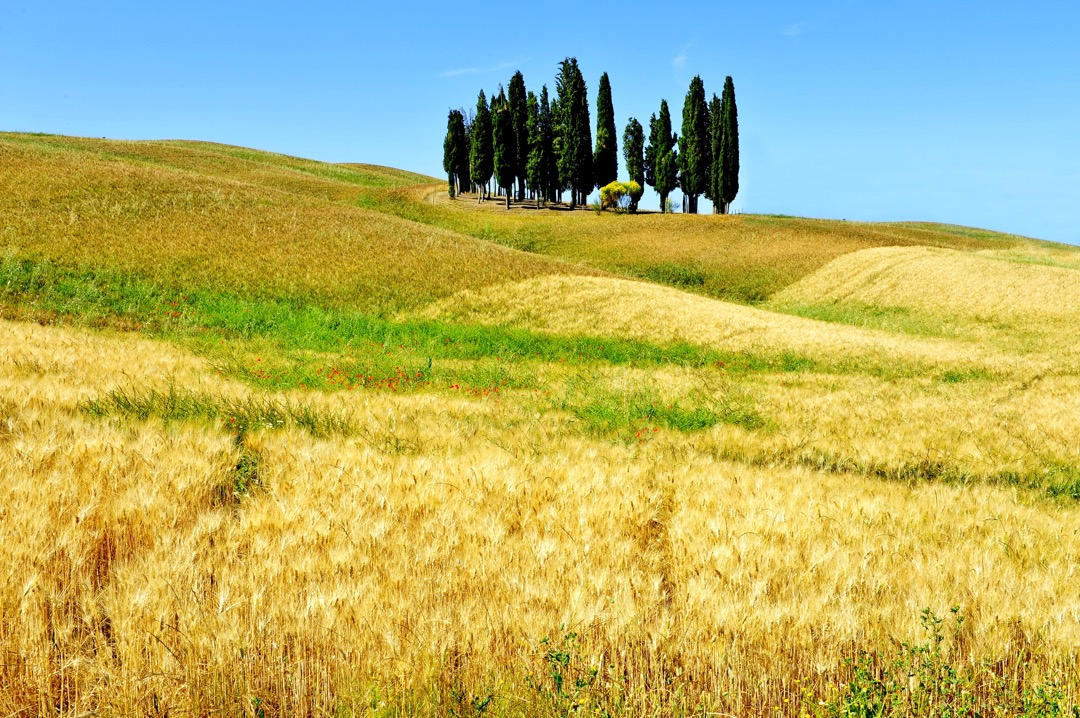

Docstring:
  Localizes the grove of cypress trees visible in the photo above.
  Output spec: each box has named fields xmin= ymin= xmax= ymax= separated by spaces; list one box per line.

xmin=706 ymin=93 xmax=723 ymax=213
xmin=622 ymin=117 xmax=644 ymax=212
xmin=678 ymin=75 xmax=710 ymax=214
xmin=645 ymin=100 xmax=678 ymax=213
xmin=593 ymin=72 xmax=618 ymax=190
xmin=508 ymin=71 xmax=529 ymax=202
xmin=492 ymin=87 xmax=516 ymax=210
xmin=718 ymin=75 xmax=740 ymax=214
xmin=555 ymin=57 xmax=593 ymax=209
xmin=469 ymin=90 xmax=493 ymax=203
xmin=443 ymin=109 xmax=468 ymax=197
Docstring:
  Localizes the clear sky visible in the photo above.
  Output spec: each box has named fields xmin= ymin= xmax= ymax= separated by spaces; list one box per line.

xmin=3 ymin=1 xmax=1077 ymax=244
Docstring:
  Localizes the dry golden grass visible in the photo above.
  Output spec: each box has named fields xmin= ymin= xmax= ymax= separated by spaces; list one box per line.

xmin=772 ymin=245 xmax=1080 ymax=364
xmin=775 ymin=245 xmax=1080 ymax=323
xmin=372 ymin=187 xmax=1052 ymax=303
xmin=4 ymin=317 xmax=1080 ymax=715
xmin=0 ymin=134 xmax=596 ymax=312
xmin=416 ymin=274 xmax=1034 ymax=373
xmin=7 ymin=132 xmax=1080 ymax=715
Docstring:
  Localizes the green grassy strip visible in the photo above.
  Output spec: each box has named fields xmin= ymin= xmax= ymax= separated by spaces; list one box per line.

xmin=81 ymin=384 xmax=356 ymax=438
xmin=0 ymin=257 xmax=826 ymax=378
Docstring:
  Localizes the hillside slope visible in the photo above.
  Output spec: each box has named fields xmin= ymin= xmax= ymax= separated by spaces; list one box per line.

xmin=361 ymin=184 xmax=1062 ymax=303
xmin=0 ymin=133 xmax=598 ymax=313
xmin=5 ymin=132 xmax=1080 ymax=715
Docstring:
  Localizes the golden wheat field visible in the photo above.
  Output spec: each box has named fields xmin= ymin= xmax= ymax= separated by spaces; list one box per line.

xmin=3 ymin=132 xmax=1080 ymax=716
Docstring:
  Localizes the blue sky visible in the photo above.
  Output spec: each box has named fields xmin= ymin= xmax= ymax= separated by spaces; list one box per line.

xmin=3 ymin=1 xmax=1077 ymax=244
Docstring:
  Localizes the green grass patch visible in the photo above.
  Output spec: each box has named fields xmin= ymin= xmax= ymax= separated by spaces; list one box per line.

xmin=938 ymin=366 xmax=996 ymax=383
xmin=559 ymin=383 xmax=767 ymax=440
xmin=636 ymin=262 xmax=708 ymax=288
xmin=770 ymin=300 xmax=961 ymax=339
xmin=81 ymin=383 xmax=356 ymax=438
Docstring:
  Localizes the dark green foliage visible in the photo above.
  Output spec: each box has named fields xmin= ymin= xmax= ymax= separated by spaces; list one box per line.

xmin=718 ymin=75 xmax=739 ymax=213
xmin=469 ymin=90 xmax=493 ymax=201
xmin=525 ymin=91 xmax=543 ymax=204
xmin=492 ymin=87 xmax=516 ymax=209
xmin=443 ymin=109 xmax=468 ymax=198
xmin=508 ymin=71 xmax=529 ymax=201
xmin=678 ymin=75 xmax=710 ymax=214
xmin=593 ymin=72 xmax=618 ymax=190
xmin=706 ymin=93 xmax=723 ymax=212
xmin=555 ymin=57 xmax=593 ymax=209
xmin=645 ymin=100 xmax=678 ymax=213
xmin=538 ymin=86 xmax=558 ymax=203
xmin=622 ymin=117 xmax=645 ymax=211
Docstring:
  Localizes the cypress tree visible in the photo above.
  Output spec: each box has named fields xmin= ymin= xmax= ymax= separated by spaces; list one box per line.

xmin=469 ymin=90 xmax=493 ymax=203
xmin=492 ymin=87 xmax=516 ymax=210
xmin=678 ymin=75 xmax=710 ymax=214
xmin=443 ymin=109 xmax=468 ymax=197
xmin=719 ymin=75 xmax=740 ymax=214
xmin=550 ymin=95 xmax=565 ymax=204
xmin=706 ymin=93 xmax=723 ymax=213
xmin=525 ymin=90 xmax=542 ymax=204
xmin=540 ymin=86 xmax=558 ymax=204
xmin=622 ymin=117 xmax=645 ymax=212
xmin=593 ymin=72 xmax=618 ymax=190
xmin=508 ymin=71 xmax=529 ymax=201
xmin=645 ymin=100 xmax=678 ymax=213
xmin=555 ymin=57 xmax=592 ymax=209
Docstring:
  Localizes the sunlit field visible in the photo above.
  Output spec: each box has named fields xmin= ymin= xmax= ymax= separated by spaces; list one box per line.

xmin=3 ymin=132 xmax=1080 ymax=716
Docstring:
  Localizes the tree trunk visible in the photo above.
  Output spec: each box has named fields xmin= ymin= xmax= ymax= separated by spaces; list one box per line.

xmin=505 ymin=188 xmax=511 ymax=210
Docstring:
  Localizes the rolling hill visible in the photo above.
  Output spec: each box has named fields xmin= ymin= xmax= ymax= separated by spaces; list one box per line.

xmin=3 ymin=132 xmax=1080 ymax=717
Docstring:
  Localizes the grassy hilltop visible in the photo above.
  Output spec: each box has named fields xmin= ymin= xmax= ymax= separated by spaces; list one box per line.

xmin=3 ymin=132 xmax=1080 ymax=716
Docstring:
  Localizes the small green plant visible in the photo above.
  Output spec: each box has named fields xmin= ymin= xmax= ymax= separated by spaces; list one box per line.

xmin=528 ymin=631 xmax=603 ymax=718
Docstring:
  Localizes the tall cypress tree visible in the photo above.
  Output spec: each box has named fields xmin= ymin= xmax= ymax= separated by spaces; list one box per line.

xmin=706 ymin=93 xmax=723 ymax=213
xmin=555 ymin=57 xmax=592 ymax=209
xmin=550 ymin=95 xmax=565 ymax=203
xmin=443 ymin=109 xmax=468 ymax=197
xmin=646 ymin=100 xmax=678 ymax=213
xmin=593 ymin=72 xmax=618 ymax=190
xmin=719 ymin=75 xmax=740 ymax=214
xmin=508 ymin=71 xmax=529 ymax=201
xmin=469 ymin=90 xmax=493 ymax=203
xmin=622 ymin=117 xmax=644 ymax=212
xmin=540 ymin=86 xmax=558 ymax=204
xmin=525 ymin=90 xmax=543 ymax=204
xmin=678 ymin=75 xmax=710 ymax=214
xmin=492 ymin=87 xmax=516 ymax=210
